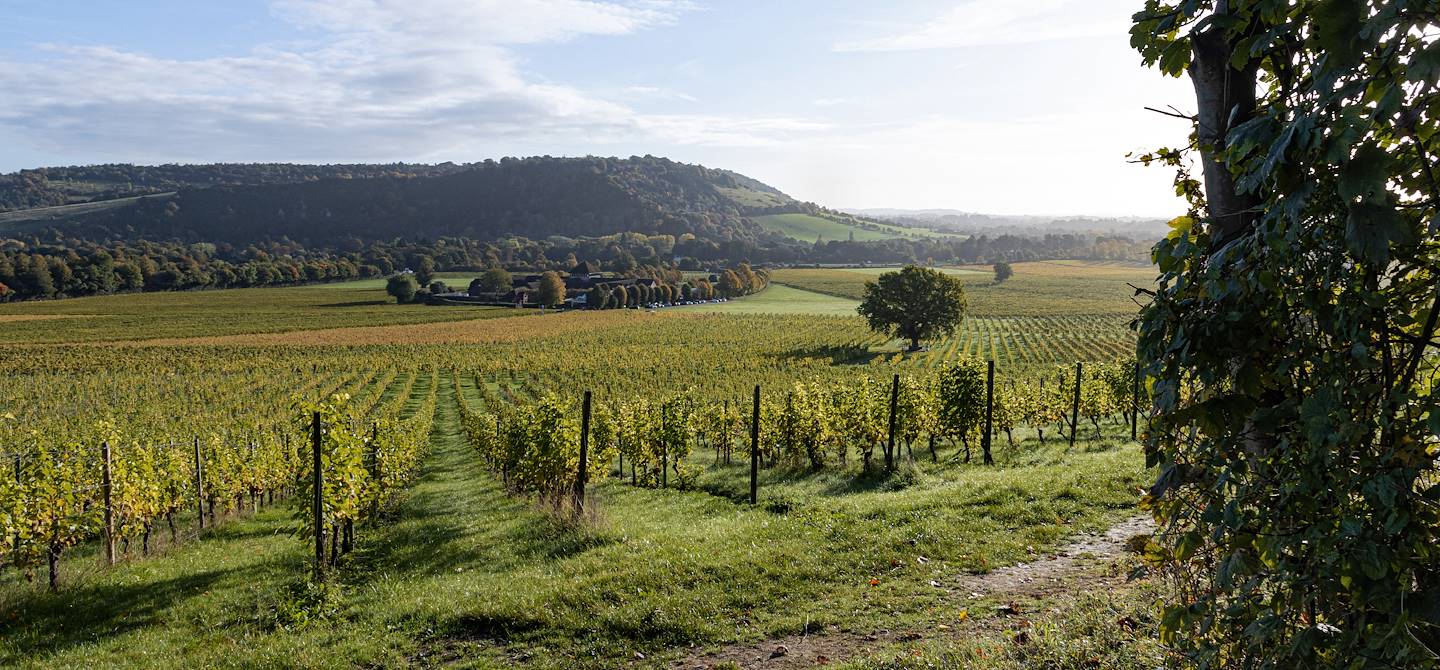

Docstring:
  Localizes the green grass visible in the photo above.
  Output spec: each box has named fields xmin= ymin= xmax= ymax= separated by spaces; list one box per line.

xmin=753 ymin=214 xmax=945 ymax=243
xmin=687 ymin=284 xmax=865 ymax=316
xmin=835 ymin=582 xmax=1166 ymax=670
xmin=2 ymin=373 xmax=1148 ymax=669
xmin=0 ymin=278 xmax=511 ymax=344
xmin=714 ymin=186 xmax=790 ymax=209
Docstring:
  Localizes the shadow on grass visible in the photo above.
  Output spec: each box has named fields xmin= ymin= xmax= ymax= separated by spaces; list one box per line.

xmin=316 ymin=300 xmax=389 ymax=308
xmin=692 ymin=460 xmax=924 ymax=506
xmin=771 ymin=343 xmax=886 ymax=366
xmin=0 ymin=563 xmax=267 ymax=663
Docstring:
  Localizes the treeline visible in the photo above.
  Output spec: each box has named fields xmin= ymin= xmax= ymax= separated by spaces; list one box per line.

xmin=578 ymin=263 xmax=770 ymax=309
xmin=766 ymin=231 xmax=1153 ymax=264
xmin=0 ymin=234 xmax=770 ymax=301
xmin=0 ymin=227 xmax=1147 ymax=301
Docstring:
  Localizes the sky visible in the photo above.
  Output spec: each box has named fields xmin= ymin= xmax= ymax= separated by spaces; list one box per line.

xmin=0 ymin=0 xmax=1195 ymax=216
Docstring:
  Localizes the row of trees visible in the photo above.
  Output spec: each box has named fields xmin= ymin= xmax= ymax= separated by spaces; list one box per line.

xmin=0 ymin=234 xmax=719 ymax=301
xmin=392 ymin=262 xmax=772 ymax=307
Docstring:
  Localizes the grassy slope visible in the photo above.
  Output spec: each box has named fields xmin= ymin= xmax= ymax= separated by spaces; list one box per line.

xmin=3 ymin=369 xmax=1147 ymax=669
xmin=0 ymin=194 xmax=176 ymax=233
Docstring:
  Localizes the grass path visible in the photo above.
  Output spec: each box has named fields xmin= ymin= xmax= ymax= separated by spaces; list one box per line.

xmin=670 ymin=517 xmax=1156 ymax=669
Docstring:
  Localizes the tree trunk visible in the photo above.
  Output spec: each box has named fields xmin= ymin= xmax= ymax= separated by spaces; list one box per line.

xmin=1189 ymin=4 xmax=1261 ymax=245
xmin=48 ymin=542 xmax=60 ymax=592
xmin=1189 ymin=3 xmax=1275 ymax=458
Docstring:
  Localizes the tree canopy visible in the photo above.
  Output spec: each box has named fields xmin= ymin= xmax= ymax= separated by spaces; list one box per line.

xmin=1132 ymin=1 xmax=1440 ymax=666
xmin=992 ymin=261 xmax=1013 ymax=283
xmin=384 ymin=274 xmax=418 ymax=304
xmin=536 ymin=271 xmax=565 ymax=308
xmin=474 ymin=267 xmax=512 ymax=296
xmin=856 ymin=265 xmax=967 ymax=351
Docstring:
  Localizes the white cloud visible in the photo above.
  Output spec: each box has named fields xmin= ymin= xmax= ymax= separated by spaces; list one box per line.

xmin=0 ymin=0 xmax=691 ymax=163
xmin=834 ymin=0 xmax=1121 ymax=51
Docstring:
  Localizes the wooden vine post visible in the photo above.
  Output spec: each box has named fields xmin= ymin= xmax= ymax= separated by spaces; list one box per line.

xmin=368 ymin=423 xmax=380 ymax=517
xmin=311 ymin=411 xmax=324 ymax=581
xmin=886 ymin=374 xmax=899 ymax=471
xmin=12 ymin=455 xmax=19 ymax=555
xmin=1069 ymin=362 xmax=1082 ymax=449
xmin=660 ymin=405 xmax=668 ymax=489
xmin=575 ymin=390 xmax=591 ymax=515
xmin=193 ymin=436 xmax=204 ymax=530
xmin=101 ymin=441 xmax=115 ymax=566
xmin=749 ymin=384 xmax=760 ymax=505
xmin=982 ymin=360 xmax=995 ymax=465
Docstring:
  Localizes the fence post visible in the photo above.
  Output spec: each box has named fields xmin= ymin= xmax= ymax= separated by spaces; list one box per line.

xmin=311 ymin=411 xmax=324 ymax=581
xmin=1131 ymin=360 xmax=1140 ymax=441
xmin=1069 ymin=362 xmax=1082 ymax=448
xmin=723 ymin=399 xmax=731 ymax=465
xmin=750 ymin=384 xmax=760 ymax=505
xmin=575 ymin=390 xmax=591 ymax=515
xmin=886 ymin=374 xmax=899 ymax=471
xmin=660 ymin=404 xmax=668 ymax=489
xmin=194 ymin=437 xmax=204 ymax=530
xmin=12 ymin=455 xmax=20 ymax=555
xmin=983 ymin=360 xmax=995 ymax=465
xmin=102 ymin=441 xmax=115 ymax=566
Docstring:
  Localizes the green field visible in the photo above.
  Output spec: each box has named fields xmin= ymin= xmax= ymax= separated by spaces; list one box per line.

xmin=752 ymin=213 xmax=949 ymax=242
xmin=0 ymin=278 xmax=510 ymax=344
xmin=772 ymin=262 xmax=1154 ymax=317
xmin=690 ymin=283 xmax=867 ymax=316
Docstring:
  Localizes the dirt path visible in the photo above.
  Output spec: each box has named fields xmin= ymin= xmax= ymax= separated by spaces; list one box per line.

xmin=671 ymin=515 xmax=1156 ymax=670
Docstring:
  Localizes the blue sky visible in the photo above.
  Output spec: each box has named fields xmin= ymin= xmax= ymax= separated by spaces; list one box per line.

xmin=0 ymin=0 xmax=1193 ymax=216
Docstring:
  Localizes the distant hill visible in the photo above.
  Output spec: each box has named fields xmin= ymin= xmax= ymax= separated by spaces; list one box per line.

xmin=0 ymin=157 xmax=822 ymax=246
xmin=0 ymin=162 xmax=473 ymax=213
xmin=846 ymin=208 xmax=1169 ymax=238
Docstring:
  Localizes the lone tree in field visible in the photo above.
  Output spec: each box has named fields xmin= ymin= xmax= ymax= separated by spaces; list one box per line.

xmin=385 ymin=273 xmax=418 ymax=304
xmin=536 ymin=271 xmax=565 ymax=308
xmin=992 ymin=261 xmax=1013 ymax=283
xmin=857 ymin=265 xmax=966 ymax=352
xmin=1132 ymin=1 xmax=1440 ymax=665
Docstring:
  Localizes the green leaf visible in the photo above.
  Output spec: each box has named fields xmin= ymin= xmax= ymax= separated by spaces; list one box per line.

xmin=1345 ymin=202 xmax=1404 ymax=265
xmin=1339 ymin=145 xmax=1390 ymax=203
